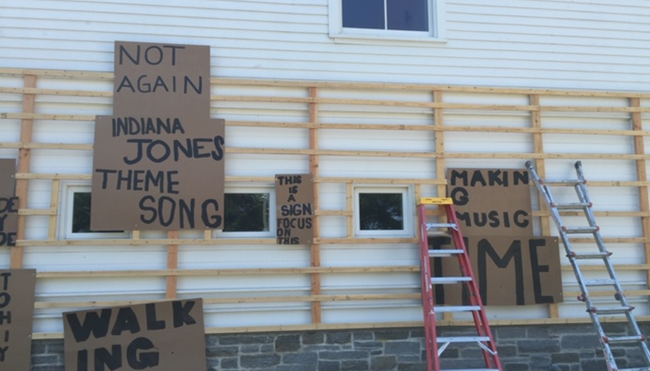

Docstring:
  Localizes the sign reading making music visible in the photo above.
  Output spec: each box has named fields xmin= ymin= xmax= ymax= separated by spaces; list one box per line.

xmin=91 ymin=41 xmax=225 ymax=231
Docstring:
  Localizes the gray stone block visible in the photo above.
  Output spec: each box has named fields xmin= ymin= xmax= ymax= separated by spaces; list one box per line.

xmin=240 ymin=354 xmax=281 ymax=368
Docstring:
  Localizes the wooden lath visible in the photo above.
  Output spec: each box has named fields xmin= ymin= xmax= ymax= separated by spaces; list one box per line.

xmin=1 ymin=67 xmax=650 ymax=337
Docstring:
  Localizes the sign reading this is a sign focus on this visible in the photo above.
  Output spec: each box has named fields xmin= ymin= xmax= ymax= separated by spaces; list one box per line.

xmin=275 ymin=174 xmax=315 ymax=244
xmin=446 ymin=168 xmax=533 ymax=237
xmin=0 ymin=160 xmax=18 ymax=247
xmin=91 ymin=41 xmax=225 ymax=231
xmin=0 ymin=269 xmax=37 ymax=370
xmin=63 ymin=299 xmax=206 ymax=371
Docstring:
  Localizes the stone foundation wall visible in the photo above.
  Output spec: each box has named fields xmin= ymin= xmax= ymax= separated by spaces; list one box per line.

xmin=30 ymin=323 xmax=650 ymax=371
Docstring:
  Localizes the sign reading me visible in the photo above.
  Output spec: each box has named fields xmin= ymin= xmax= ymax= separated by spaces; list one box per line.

xmin=91 ymin=41 xmax=225 ymax=231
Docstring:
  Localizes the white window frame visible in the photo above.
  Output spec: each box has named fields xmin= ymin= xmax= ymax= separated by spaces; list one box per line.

xmin=59 ymin=182 xmax=129 ymax=240
xmin=354 ymin=186 xmax=413 ymax=237
xmin=213 ymin=185 xmax=276 ymax=238
xmin=328 ymin=0 xmax=446 ymax=43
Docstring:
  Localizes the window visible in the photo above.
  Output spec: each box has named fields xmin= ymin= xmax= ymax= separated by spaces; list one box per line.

xmin=215 ymin=186 xmax=276 ymax=237
xmin=354 ymin=187 xmax=413 ymax=237
xmin=60 ymin=184 xmax=128 ymax=239
xmin=329 ymin=0 xmax=446 ymax=41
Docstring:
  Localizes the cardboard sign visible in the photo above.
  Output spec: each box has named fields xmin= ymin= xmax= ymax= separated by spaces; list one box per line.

xmin=0 ymin=160 xmax=18 ymax=247
xmin=0 ymin=269 xmax=36 ymax=370
xmin=430 ymin=236 xmax=562 ymax=306
xmin=275 ymin=174 xmax=314 ymax=244
xmin=446 ymin=168 xmax=533 ymax=236
xmin=91 ymin=41 xmax=225 ymax=231
xmin=64 ymin=299 xmax=206 ymax=371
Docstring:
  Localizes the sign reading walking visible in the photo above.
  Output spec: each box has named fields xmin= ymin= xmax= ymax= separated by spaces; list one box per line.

xmin=91 ymin=41 xmax=225 ymax=231
xmin=63 ymin=299 xmax=206 ymax=371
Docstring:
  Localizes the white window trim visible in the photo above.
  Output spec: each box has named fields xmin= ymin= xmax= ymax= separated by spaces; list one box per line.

xmin=328 ymin=0 xmax=447 ymax=43
xmin=213 ymin=185 xmax=276 ymax=238
xmin=354 ymin=186 xmax=413 ymax=237
xmin=59 ymin=182 xmax=130 ymax=240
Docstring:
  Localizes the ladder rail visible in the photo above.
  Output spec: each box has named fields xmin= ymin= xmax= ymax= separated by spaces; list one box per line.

xmin=418 ymin=198 xmax=503 ymax=371
xmin=526 ymin=161 xmax=650 ymax=371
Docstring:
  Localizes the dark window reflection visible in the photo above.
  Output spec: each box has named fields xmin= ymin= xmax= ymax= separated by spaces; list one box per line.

xmin=224 ymin=193 xmax=270 ymax=232
xmin=342 ymin=0 xmax=385 ymax=29
xmin=359 ymin=193 xmax=403 ymax=230
xmin=387 ymin=0 xmax=428 ymax=31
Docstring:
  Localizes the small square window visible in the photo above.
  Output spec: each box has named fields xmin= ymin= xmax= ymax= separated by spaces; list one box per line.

xmin=354 ymin=187 xmax=413 ymax=237
xmin=60 ymin=184 xmax=128 ymax=239
xmin=215 ymin=186 xmax=276 ymax=237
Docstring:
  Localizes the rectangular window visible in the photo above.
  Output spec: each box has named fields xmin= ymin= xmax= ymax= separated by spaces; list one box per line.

xmin=60 ymin=184 xmax=128 ymax=239
xmin=330 ymin=0 xmax=445 ymax=41
xmin=216 ymin=186 xmax=276 ymax=237
xmin=354 ymin=187 xmax=413 ymax=237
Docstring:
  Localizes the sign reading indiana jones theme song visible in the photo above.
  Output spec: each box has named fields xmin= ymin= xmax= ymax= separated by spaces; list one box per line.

xmin=91 ymin=41 xmax=225 ymax=231
xmin=63 ymin=299 xmax=206 ymax=371
xmin=275 ymin=174 xmax=314 ymax=244
xmin=0 ymin=160 xmax=18 ymax=247
xmin=446 ymin=168 xmax=532 ymax=236
xmin=0 ymin=269 xmax=36 ymax=371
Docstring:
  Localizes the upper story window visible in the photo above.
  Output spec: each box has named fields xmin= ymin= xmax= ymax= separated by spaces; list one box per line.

xmin=60 ymin=183 xmax=128 ymax=239
xmin=215 ymin=186 xmax=276 ymax=238
xmin=329 ymin=0 xmax=446 ymax=42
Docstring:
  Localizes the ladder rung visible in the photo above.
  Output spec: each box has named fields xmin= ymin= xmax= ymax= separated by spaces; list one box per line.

xmin=568 ymin=251 xmax=612 ymax=259
xmin=432 ymin=277 xmax=472 ymax=284
xmin=435 ymin=306 xmax=481 ymax=313
xmin=582 ymin=278 xmax=617 ymax=286
xmin=562 ymin=226 xmax=599 ymax=234
xmin=427 ymin=223 xmax=457 ymax=230
xmin=588 ymin=305 xmax=634 ymax=315
xmin=429 ymin=249 xmax=464 ymax=256
xmin=437 ymin=336 xmax=492 ymax=343
xmin=603 ymin=335 xmax=646 ymax=344
xmin=552 ymin=202 xmax=591 ymax=210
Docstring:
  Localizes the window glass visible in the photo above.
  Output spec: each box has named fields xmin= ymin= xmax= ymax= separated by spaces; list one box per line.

xmin=342 ymin=0 xmax=385 ymax=29
xmin=387 ymin=0 xmax=428 ymax=31
xmin=342 ymin=0 xmax=428 ymax=31
xmin=223 ymin=193 xmax=270 ymax=232
xmin=359 ymin=193 xmax=404 ymax=230
xmin=60 ymin=184 xmax=128 ymax=239
xmin=71 ymin=192 xmax=122 ymax=234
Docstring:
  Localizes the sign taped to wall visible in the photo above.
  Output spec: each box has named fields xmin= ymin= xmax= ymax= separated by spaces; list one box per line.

xmin=63 ymin=298 xmax=206 ymax=371
xmin=0 ymin=160 xmax=18 ymax=247
xmin=446 ymin=168 xmax=532 ymax=236
xmin=91 ymin=41 xmax=225 ymax=231
xmin=275 ymin=174 xmax=314 ymax=244
xmin=0 ymin=269 xmax=36 ymax=370
xmin=430 ymin=235 xmax=563 ymax=305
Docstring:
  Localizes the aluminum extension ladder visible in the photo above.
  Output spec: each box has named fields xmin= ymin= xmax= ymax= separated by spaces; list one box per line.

xmin=417 ymin=197 xmax=502 ymax=371
xmin=526 ymin=161 xmax=650 ymax=371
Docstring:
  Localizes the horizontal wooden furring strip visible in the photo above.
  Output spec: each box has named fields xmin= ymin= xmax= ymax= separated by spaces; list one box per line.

xmin=14 ymin=237 xmax=419 ymax=246
xmin=29 ymin=315 xmax=650 ymax=340
xmin=34 ymin=293 xmax=422 ymax=309
xmin=35 ymin=266 xmax=420 ymax=279
xmin=2 ymin=68 xmax=650 ymax=98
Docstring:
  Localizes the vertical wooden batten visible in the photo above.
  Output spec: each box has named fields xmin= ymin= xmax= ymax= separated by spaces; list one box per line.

xmin=529 ymin=94 xmax=559 ymax=318
xmin=630 ymin=97 xmax=650 ymax=306
xmin=12 ymin=74 xmax=37 ymax=268
xmin=166 ymin=230 xmax=179 ymax=299
xmin=308 ymin=87 xmax=322 ymax=323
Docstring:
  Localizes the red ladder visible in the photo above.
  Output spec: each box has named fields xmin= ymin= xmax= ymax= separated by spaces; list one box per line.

xmin=418 ymin=197 xmax=502 ymax=371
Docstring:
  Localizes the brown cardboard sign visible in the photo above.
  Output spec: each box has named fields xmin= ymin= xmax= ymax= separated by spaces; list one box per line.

xmin=446 ymin=168 xmax=532 ymax=236
xmin=0 ymin=269 xmax=37 ymax=370
xmin=91 ymin=41 xmax=225 ymax=230
xmin=430 ymin=236 xmax=563 ymax=306
xmin=0 ymin=160 xmax=18 ymax=247
xmin=275 ymin=174 xmax=314 ymax=244
xmin=63 ymin=299 xmax=206 ymax=371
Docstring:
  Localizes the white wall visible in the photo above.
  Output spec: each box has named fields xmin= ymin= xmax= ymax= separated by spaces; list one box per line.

xmin=1 ymin=0 xmax=649 ymax=91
